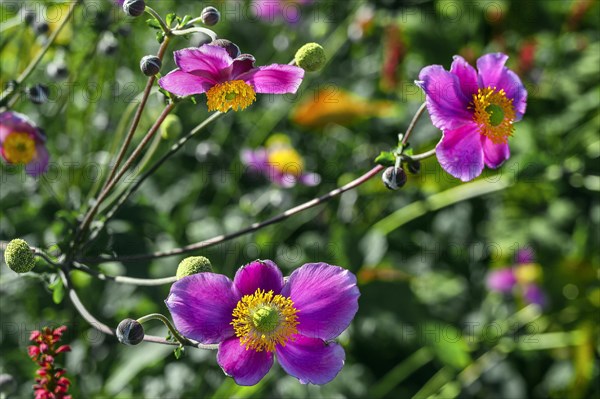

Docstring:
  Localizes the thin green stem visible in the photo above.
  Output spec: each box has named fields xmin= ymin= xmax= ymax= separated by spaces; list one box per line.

xmin=145 ymin=6 xmax=171 ymax=35
xmin=171 ymin=27 xmax=217 ymax=40
xmin=136 ymin=313 xmax=190 ymax=347
xmin=86 ymin=112 xmax=224 ymax=244
xmin=74 ymin=103 xmax=176 ymax=249
xmin=401 ymin=102 xmax=427 ymax=146
xmin=80 ymin=164 xmax=385 ymax=263
xmin=100 ymin=36 xmax=171 ymax=195
xmin=404 ymin=148 xmax=436 ymax=162
xmin=0 ymin=0 xmax=80 ymax=106
xmin=72 ymin=262 xmax=176 ymax=286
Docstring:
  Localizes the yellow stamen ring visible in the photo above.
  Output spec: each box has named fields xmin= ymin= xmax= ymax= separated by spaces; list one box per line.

xmin=206 ymin=80 xmax=256 ymax=113
xmin=231 ymin=288 xmax=299 ymax=352
xmin=3 ymin=132 xmax=36 ymax=164
xmin=471 ymin=87 xmax=516 ymax=144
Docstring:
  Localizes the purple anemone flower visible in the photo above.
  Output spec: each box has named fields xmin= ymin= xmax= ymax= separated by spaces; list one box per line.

xmin=114 ymin=0 xmax=124 ymax=5
xmin=166 ymin=260 xmax=360 ymax=386
xmin=515 ymin=247 xmax=535 ymax=264
xmin=486 ymin=267 xmax=517 ymax=293
xmin=523 ymin=284 xmax=547 ymax=307
xmin=159 ymin=44 xmax=304 ymax=113
xmin=0 ymin=111 xmax=49 ymax=176
xmin=241 ymin=136 xmax=320 ymax=187
xmin=416 ymin=53 xmax=527 ymax=181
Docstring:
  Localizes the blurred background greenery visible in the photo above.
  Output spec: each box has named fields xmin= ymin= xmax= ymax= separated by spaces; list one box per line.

xmin=1 ymin=0 xmax=599 ymax=398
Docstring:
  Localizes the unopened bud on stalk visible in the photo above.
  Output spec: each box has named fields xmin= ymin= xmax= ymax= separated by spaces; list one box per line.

xmin=47 ymin=61 xmax=68 ymax=79
xmin=140 ymin=55 xmax=162 ymax=76
xmin=4 ymin=239 xmax=35 ymax=273
xmin=201 ymin=6 xmax=221 ymax=26
xmin=160 ymin=114 xmax=182 ymax=139
xmin=116 ymin=319 xmax=145 ymax=345
xmin=26 ymin=84 xmax=49 ymax=105
xmin=33 ymin=21 xmax=49 ymax=35
xmin=209 ymin=39 xmax=241 ymax=59
xmin=295 ymin=43 xmax=326 ymax=72
xmin=176 ymin=256 xmax=212 ymax=280
xmin=407 ymin=159 xmax=421 ymax=174
xmin=382 ymin=166 xmax=407 ymax=190
xmin=123 ymin=0 xmax=146 ymax=17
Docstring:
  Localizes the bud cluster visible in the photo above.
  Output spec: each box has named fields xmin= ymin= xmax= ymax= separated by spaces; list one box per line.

xmin=28 ymin=326 xmax=72 ymax=399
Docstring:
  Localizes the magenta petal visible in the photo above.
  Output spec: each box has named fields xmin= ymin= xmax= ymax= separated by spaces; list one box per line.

xmin=217 ymin=337 xmax=273 ymax=386
xmin=25 ymin=143 xmax=49 ymax=177
xmin=237 ymin=64 xmax=304 ymax=94
xmin=231 ymin=55 xmax=256 ymax=79
xmin=416 ymin=65 xmax=473 ymax=130
xmin=495 ymin=69 xmax=527 ymax=120
xmin=281 ymin=263 xmax=359 ymax=341
xmin=450 ymin=55 xmax=479 ymax=99
xmin=477 ymin=53 xmax=527 ymax=120
xmin=482 ymin=136 xmax=510 ymax=169
xmin=241 ymin=148 xmax=269 ymax=174
xmin=233 ymin=260 xmax=284 ymax=296
xmin=436 ymin=122 xmax=485 ymax=182
xmin=299 ymin=172 xmax=321 ymax=186
xmin=486 ymin=268 xmax=517 ymax=292
xmin=276 ymin=335 xmax=345 ymax=385
xmin=174 ymin=46 xmax=232 ymax=77
xmin=165 ymin=273 xmax=238 ymax=344
xmin=158 ymin=70 xmax=215 ymax=96
xmin=476 ymin=53 xmax=509 ymax=89
xmin=0 ymin=111 xmax=39 ymax=142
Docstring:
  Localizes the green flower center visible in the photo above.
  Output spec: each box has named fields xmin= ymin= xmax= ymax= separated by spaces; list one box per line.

xmin=485 ymin=104 xmax=505 ymax=126
xmin=252 ymin=306 xmax=280 ymax=333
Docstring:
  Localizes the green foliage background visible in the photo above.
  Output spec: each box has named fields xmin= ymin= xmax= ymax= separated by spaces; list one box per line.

xmin=1 ymin=0 xmax=599 ymax=398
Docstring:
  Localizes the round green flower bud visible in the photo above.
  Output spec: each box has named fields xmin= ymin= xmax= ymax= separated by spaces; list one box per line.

xmin=116 ymin=318 xmax=144 ymax=345
xmin=176 ymin=256 xmax=212 ymax=280
xmin=160 ymin=114 xmax=182 ymax=139
xmin=4 ymin=239 xmax=35 ymax=273
xmin=295 ymin=43 xmax=326 ymax=72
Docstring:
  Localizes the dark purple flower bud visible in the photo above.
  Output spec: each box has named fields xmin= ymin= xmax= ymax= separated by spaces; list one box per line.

xmin=407 ymin=159 xmax=421 ymax=174
xmin=21 ymin=8 xmax=36 ymax=25
xmin=98 ymin=32 xmax=118 ymax=55
xmin=47 ymin=61 xmax=68 ymax=79
xmin=116 ymin=319 xmax=144 ymax=345
xmin=140 ymin=55 xmax=162 ymax=76
xmin=382 ymin=166 xmax=407 ymax=190
xmin=123 ymin=0 xmax=146 ymax=18
xmin=33 ymin=21 xmax=49 ymax=35
xmin=201 ymin=6 xmax=221 ymax=26
xmin=209 ymin=39 xmax=241 ymax=59
xmin=27 ymin=84 xmax=49 ymax=105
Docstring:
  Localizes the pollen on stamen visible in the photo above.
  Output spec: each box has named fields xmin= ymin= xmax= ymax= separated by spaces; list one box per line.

xmin=4 ymin=132 xmax=37 ymax=164
xmin=472 ymin=87 xmax=516 ymax=144
xmin=231 ymin=289 xmax=299 ymax=352
xmin=206 ymin=80 xmax=256 ymax=113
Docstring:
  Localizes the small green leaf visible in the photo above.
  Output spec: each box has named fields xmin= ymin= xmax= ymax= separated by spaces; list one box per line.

xmin=180 ymin=15 xmax=191 ymax=27
xmin=166 ymin=13 xmax=176 ymax=27
xmin=174 ymin=345 xmax=184 ymax=359
xmin=50 ymin=278 xmax=65 ymax=304
xmin=375 ymin=151 xmax=396 ymax=166
xmin=403 ymin=148 xmax=414 ymax=156
xmin=156 ymin=31 xmax=165 ymax=43
xmin=146 ymin=19 xmax=161 ymax=30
